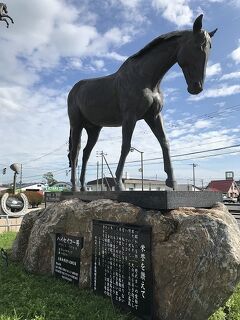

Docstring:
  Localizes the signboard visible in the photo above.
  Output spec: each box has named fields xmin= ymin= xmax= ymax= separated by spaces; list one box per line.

xmin=45 ymin=192 xmax=61 ymax=203
xmin=54 ymin=233 xmax=84 ymax=285
xmin=92 ymin=220 xmax=153 ymax=320
xmin=45 ymin=186 xmax=71 ymax=192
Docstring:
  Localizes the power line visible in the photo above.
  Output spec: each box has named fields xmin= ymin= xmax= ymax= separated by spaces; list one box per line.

xmin=20 ymin=143 xmax=240 ymax=181
xmin=22 ymin=142 xmax=68 ymax=165
xmin=166 ymin=103 xmax=240 ymax=128
xmin=85 ymin=143 xmax=240 ymax=167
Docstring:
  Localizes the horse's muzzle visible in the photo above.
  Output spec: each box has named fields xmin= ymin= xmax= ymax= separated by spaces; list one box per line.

xmin=188 ymin=82 xmax=203 ymax=95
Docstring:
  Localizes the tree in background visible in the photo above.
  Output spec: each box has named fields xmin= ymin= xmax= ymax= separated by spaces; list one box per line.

xmin=43 ymin=172 xmax=57 ymax=186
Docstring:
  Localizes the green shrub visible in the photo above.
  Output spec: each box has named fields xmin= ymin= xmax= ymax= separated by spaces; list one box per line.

xmin=24 ymin=191 xmax=44 ymax=208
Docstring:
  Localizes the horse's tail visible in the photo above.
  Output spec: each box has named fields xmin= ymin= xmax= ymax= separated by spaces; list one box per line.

xmin=68 ymin=129 xmax=72 ymax=168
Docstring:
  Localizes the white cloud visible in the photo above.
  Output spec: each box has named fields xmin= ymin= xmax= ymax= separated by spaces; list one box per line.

xmin=230 ymin=41 xmax=240 ymax=64
xmin=69 ymin=58 xmax=83 ymax=70
xmin=166 ymin=108 xmax=176 ymax=114
xmin=194 ymin=120 xmax=212 ymax=129
xmin=92 ymin=59 xmax=106 ymax=71
xmin=206 ymin=0 xmax=240 ymax=5
xmin=206 ymin=63 xmax=221 ymax=78
xmin=165 ymin=71 xmax=182 ymax=81
xmin=152 ymin=0 xmax=193 ymax=27
xmin=105 ymin=0 xmax=147 ymax=23
xmin=0 ymin=0 xmax=134 ymax=85
xmin=188 ymin=84 xmax=240 ymax=101
xmin=103 ymin=52 xmax=128 ymax=62
xmin=219 ymin=71 xmax=240 ymax=81
xmin=0 ymin=85 xmax=69 ymax=168
xmin=215 ymin=102 xmax=226 ymax=108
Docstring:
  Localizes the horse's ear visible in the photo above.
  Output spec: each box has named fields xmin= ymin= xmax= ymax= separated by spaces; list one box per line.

xmin=193 ymin=14 xmax=203 ymax=34
xmin=209 ymin=28 xmax=218 ymax=38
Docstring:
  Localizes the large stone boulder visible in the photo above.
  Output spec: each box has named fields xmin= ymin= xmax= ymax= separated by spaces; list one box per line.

xmin=12 ymin=199 xmax=240 ymax=320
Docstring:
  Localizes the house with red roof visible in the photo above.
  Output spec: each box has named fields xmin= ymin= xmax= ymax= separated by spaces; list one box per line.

xmin=207 ymin=180 xmax=240 ymax=198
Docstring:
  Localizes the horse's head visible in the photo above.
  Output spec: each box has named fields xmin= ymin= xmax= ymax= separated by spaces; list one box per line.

xmin=0 ymin=3 xmax=8 ymax=13
xmin=177 ymin=15 xmax=217 ymax=95
xmin=2 ymin=3 xmax=7 ymax=13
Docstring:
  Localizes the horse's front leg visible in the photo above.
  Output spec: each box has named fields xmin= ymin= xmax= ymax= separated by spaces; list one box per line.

xmin=115 ymin=117 xmax=136 ymax=191
xmin=144 ymin=110 xmax=176 ymax=190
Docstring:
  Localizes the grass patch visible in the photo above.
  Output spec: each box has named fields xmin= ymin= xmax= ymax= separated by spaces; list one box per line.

xmin=0 ymin=232 xmax=17 ymax=249
xmin=0 ymin=232 xmax=135 ymax=320
xmin=0 ymin=232 xmax=240 ymax=320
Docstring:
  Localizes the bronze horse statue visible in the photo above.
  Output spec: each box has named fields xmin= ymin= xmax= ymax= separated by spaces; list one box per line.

xmin=68 ymin=14 xmax=217 ymax=191
xmin=0 ymin=3 xmax=13 ymax=28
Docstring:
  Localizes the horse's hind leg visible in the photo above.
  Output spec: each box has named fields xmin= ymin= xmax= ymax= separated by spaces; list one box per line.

xmin=80 ymin=126 xmax=102 ymax=191
xmin=144 ymin=110 xmax=176 ymax=190
xmin=70 ymin=126 xmax=83 ymax=191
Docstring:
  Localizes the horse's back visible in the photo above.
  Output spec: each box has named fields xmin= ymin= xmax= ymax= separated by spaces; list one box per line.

xmin=68 ymin=73 xmax=122 ymax=127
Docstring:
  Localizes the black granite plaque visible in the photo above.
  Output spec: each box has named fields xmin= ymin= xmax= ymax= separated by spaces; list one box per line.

xmin=92 ymin=220 xmax=153 ymax=320
xmin=45 ymin=192 xmax=61 ymax=203
xmin=54 ymin=233 xmax=83 ymax=285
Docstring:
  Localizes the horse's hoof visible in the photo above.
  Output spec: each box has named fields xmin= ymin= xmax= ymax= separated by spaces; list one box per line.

xmin=166 ymin=178 xmax=177 ymax=190
xmin=71 ymin=187 xmax=79 ymax=192
xmin=80 ymin=186 xmax=87 ymax=192
xmin=115 ymin=183 xmax=125 ymax=191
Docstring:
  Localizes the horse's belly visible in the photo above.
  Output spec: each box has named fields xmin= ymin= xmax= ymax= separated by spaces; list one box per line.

xmin=76 ymin=77 xmax=122 ymax=127
xmin=83 ymin=107 xmax=122 ymax=127
xmin=80 ymin=95 xmax=122 ymax=127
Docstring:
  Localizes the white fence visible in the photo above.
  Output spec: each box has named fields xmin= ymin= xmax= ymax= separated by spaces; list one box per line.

xmin=0 ymin=214 xmax=24 ymax=233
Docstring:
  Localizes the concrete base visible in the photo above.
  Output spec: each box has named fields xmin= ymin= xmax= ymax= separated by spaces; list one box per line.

xmin=59 ymin=191 xmax=222 ymax=210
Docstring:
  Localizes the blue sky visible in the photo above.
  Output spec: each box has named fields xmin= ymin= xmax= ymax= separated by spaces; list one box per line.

xmin=0 ymin=0 xmax=240 ymax=187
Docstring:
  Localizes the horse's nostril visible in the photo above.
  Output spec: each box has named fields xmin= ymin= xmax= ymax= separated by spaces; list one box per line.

xmin=194 ymin=82 xmax=201 ymax=88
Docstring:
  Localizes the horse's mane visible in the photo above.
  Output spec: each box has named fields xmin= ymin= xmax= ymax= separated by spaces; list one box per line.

xmin=130 ymin=31 xmax=184 ymax=60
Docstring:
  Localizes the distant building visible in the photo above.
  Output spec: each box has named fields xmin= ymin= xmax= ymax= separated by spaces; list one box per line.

xmin=207 ymin=180 xmax=240 ymax=198
xmin=177 ymin=184 xmax=201 ymax=191
xmin=18 ymin=183 xmax=46 ymax=192
xmin=46 ymin=182 xmax=72 ymax=192
xmin=87 ymin=177 xmax=172 ymax=191
xmin=0 ymin=186 xmax=8 ymax=193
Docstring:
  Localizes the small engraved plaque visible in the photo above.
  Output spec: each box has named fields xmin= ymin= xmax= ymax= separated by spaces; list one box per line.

xmin=54 ymin=233 xmax=83 ymax=285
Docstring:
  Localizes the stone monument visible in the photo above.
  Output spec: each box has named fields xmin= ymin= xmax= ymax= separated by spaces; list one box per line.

xmin=12 ymin=199 xmax=240 ymax=320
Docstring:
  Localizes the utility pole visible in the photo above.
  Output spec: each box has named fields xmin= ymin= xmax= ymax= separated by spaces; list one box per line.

xmin=20 ymin=164 xmax=23 ymax=192
xmin=96 ymin=151 xmax=107 ymax=191
xmin=96 ymin=161 xmax=99 ymax=191
xmin=102 ymin=154 xmax=117 ymax=187
xmin=191 ymin=163 xmax=198 ymax=191
xmin=130 ymin=147 xmax=144 ymax=191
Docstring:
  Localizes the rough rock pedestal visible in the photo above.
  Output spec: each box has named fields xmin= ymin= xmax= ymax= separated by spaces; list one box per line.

xmin=12 ymin=199 xmax=240 ymax=320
